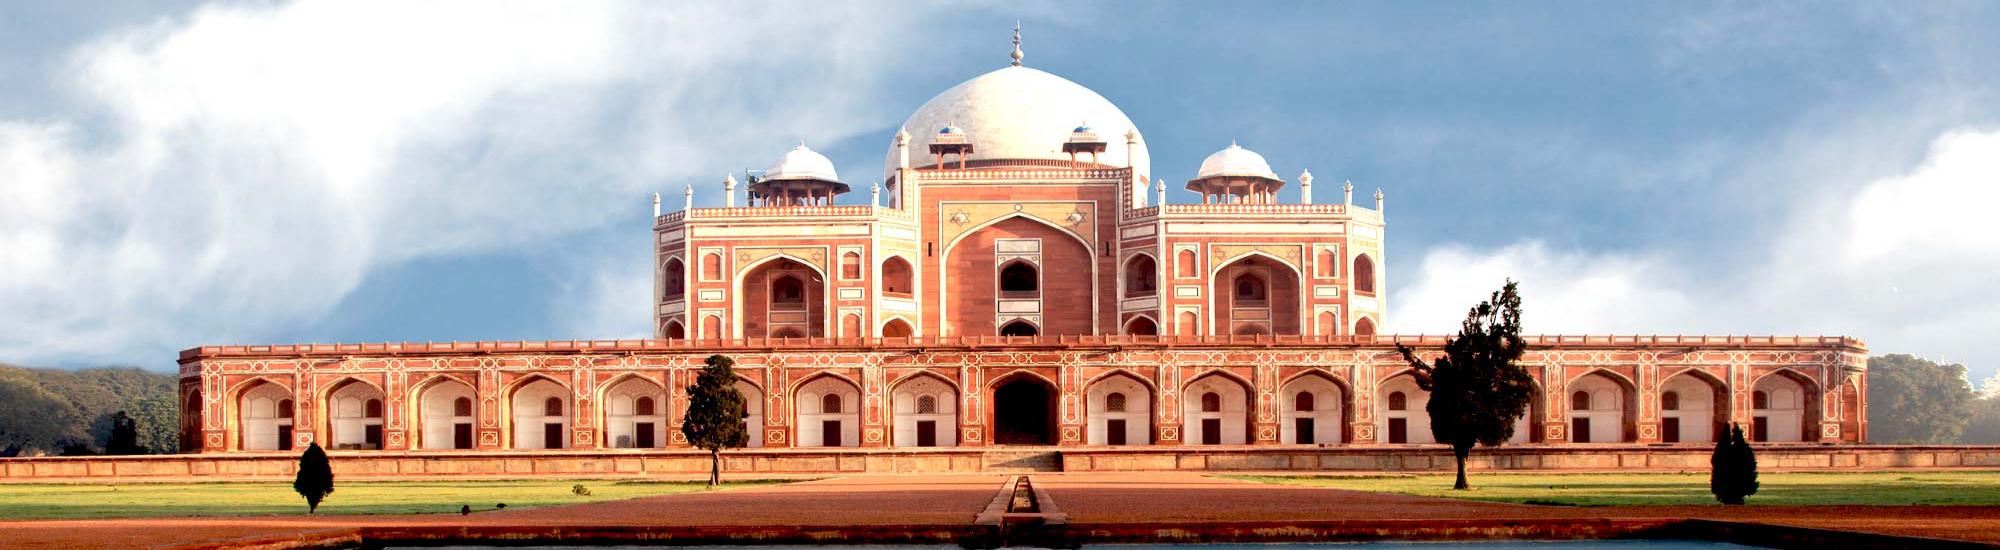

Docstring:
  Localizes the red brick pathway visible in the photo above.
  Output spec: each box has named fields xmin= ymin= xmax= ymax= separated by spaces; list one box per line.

xmin=3 ymin=472 xmax=1998 ymax=548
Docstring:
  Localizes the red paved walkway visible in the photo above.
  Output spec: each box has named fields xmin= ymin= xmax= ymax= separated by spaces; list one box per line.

xmin=3 ymin=473 xmax=1997 ymax=548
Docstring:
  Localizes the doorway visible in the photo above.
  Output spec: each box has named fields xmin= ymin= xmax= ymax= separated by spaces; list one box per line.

xmin=543 ymin=423 xmax=564 ymax=449
xmin=993 ymin=377 xmax=1056 ymax=445
xmin=636 ymin=422 xmax=656 ymax=448
xmin=823 ymin=420 xmax=843 ymax=446
xmin=1107 ymin=419 xmax=1127 ymax=445
xmin=917 ymin=421 xmax=937 ymax=447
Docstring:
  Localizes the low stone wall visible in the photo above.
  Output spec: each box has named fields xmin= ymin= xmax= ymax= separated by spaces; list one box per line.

xmin=5 ymin=445 xmax=1999 ymax=482
xmin=1061 ymin=444 xmax=2000 ymax=473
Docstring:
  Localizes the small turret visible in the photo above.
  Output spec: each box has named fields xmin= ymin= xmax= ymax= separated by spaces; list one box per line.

xmin=751 ymin=142 xmax=849 ymax=206
xmin=683 ymin=184 xmax=693 ymax=211
xmin=1187 ymin=142 xmax=1284 ymax=205
xmin=652 ymin=192 xmax=661 ymax=217
xmin=724 ymin=173 xmax=738 ymax=208
xmin=1374 ymin=187 xmax=1384 ymax=214
xmin=1344 ymin=179 xmax=1354 ymax=206
xmin=1062 ymin=122 xmax=1107 ymax=167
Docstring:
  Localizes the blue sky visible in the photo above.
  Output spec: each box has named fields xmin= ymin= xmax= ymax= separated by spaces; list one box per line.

xmin=3 ymin=1 xmax=1997 ymax=384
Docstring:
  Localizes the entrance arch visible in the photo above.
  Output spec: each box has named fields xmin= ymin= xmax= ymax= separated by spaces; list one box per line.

xmin=739 ymin=257 xmax=825 ymax=338
xmin=1211 ymin=254 xmax=1301 ymax=336
xmin=990 ymin=372 xmax=1058 ymax=445
xmin=414 ymin=376 xmax=476 ymax=450
xmin=324 ymin=379 xmax=385 ymax=451
xmin=1660 ymin=370 xmax=1727 ymax=443
xmin=1377 ymin=373 xmax=1432 ymax=444
xmin=508 ymin=376 xmax=571 ymax=450
xmin=795 ymin=374 xmax=860 ymax=447
xmin=601 ymin=376 xmax=666 ymax=449
xmin=236 ymin=379 xmax=294 ymax=451
xmin=1566 ymin=370 xmax=1636 ymax=443
xmin=736 ymin=379 xmax=766 ymax=448
xmin=1753 ymin=370 xmax=1816 ymax=442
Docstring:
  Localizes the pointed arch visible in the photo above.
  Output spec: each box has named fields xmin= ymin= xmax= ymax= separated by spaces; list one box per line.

xmin=1352 ymin=253 xmax=1377 ymax=295
xmin=598 ymin=373 xmax=667 ymax=449
xmin=1211 ymin=251 xmax=1304 ymax=336
xmin=1182 ymin=370 xmax=1252 ymax=445
xmin=941 ymin=214 xmax=1100 ymax=338
xmin=880 ymin=255 xmax=915 ymax=297
xmin=793 ymin=371 xmax=862 ymax=447
xmin=504 ymin=374 xmax=573 ymax=450
xmin=989 ymin=369 xmax=1060 ymax=445
xmin=736 ymin=254 xmax=828 ymax=338
xmin=1086 ymin=369 xmax=1155 ymax=445
xmin=880 ymin=317 xmax=916 ymax=338
xmin=1123 ymin=314 xmax=1159 ymax=336
xmin=661 ymin=256 xmax=686 ymax=302
xmin=1659 ymin=367 xmax=1728 ymax=444
xmin=1751 ymin=368 xmax=1821 ymax=443
xmin=999 ymin=319 xmax=1040 ymax=337
xmin=232 ymin=376 xmax=296 ymax=452
xmin=1564 ymin=368 xmax=1637 ymax=443
xmin=1280 ymin=370 xmax=1352 ymax=445
xmin=941 ymin=212 xmax=1095 ymax=258
xmin=889 ymin=370 xmax=959 ymax=447
xmin=1123 ymin=252 xmax=1158 ymax=298
xmin=662 ymin=319 xmax=686 ymax=340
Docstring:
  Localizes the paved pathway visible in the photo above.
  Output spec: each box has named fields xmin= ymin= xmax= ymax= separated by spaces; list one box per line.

xmin=4 ymin=472 xmax=1998 ymax=548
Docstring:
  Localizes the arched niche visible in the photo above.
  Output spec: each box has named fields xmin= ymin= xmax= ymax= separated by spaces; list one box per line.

xmin=1086 ymin=372 xmax=1152 ymax=445
xmin=1182 ymin=372 xmax=1251 ymax=445
xmin=891 ymin=373 xmax=958 ymax=447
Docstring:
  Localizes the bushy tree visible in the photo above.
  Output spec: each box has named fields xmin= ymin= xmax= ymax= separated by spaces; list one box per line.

xmin=1867 ymin=354 xmax=1974 ymax=443
xmin=1395 ymin=280 xmax=1536 ymax=490
xmin=105 ymin=411 xmax=148 ymax=455
xmin=294 ymin=443 xmax=335 ymax=513
xmin=0 ymin=376 xmax=83 ymax=455
xmin=681 ymin=354 xmax=748 ymax=487
xmin=1964 ymin=398 xmax=2000 ymax=444
xmin=1711 ymin=424 xmax=1759 ymax=505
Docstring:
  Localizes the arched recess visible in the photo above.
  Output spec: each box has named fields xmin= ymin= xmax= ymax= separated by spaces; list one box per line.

xmin=890 ymin=372 xmax=959 ymax=447
xmin=739 ymin=255 xmax=826 ymax=338
xmin=700 ymin=314 xmax=723 ymax=341
xmin=881 ymin=317 xmax=915 ymax=338
xmin=1315 ymin=248 xmax=1337 ymax=278
xmin=1280 ymin=371 xmax=1349 ymax=445
xmin=841 ymin=313 xmax=863 ymax=338
xmin=1182 ymin=371 xmax=1252 ymax=445
xmin=235 ymin=378 xmax=295 ymax=451
xmin=1352 ymin=254 xmax=1377 ymax=295
xmin=506 ymin=375 xmax=572 ymax=450
xmin=1659 ymin=369 xmax=1728 ymax=444
xmin=1316 ymin=311 xmax=1338 ymax=337
xmin=700 ymin=252 xmax=723 ymax=281
xmin=736 ymin=377 xmax=766 ymax=448
xmin=600 ymin=374 xmax=667 ymax=449
xmin=1566 ymin=369 xmax=1637 ymax=443
xmin=1123 ymin=315 xmax=1159 ymax=336
xmin=881 ymin=255 xmax=915 ymax=297
xmin=1176 ymin=249 xmax=1199 ymax=278
xmin=661 ymin=257 xmax=686 ymax=302
xmin=322 ymin=378 xmax=386 ymax=451
xmin=1210 ymin=253 xmax=1302 ymax=336
xmin=1177 ymin=311 xmax=1199 ymax=336
xmin=794 ymin=373 xmax=860 ymax=447
xmin=1354 ymin=316 xmax=1377 ymax=337
xmin=943 ymin=215 xmax=1096 ymax=337
xmin=1124 ymin=253 xmax=1158 ymax=298
xmin=662 ymin=319 xmax=687 ymax=340
xmin=412 ymin=375 xmax=477 ymax=450
xmin=989 ymin=370 xmax=1060 ymax=445
xmin=839 ymin=251 xmax=862 ymax=280
xmin=1377 ymin=371 xmax=1432 ymax=444
xmin=1086 ymin=370 xmax=1154 ymax=445
xmin=1752 ymin=369 xmax=1820 ymax=443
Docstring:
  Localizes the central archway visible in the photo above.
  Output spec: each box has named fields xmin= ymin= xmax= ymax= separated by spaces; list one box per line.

xmin=991 ymin=374 xmax=1057 ymax=445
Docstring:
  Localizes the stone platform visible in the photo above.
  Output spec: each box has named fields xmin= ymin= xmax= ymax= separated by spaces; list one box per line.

xmin=5 ymin=444 xmax=1998 ymax=482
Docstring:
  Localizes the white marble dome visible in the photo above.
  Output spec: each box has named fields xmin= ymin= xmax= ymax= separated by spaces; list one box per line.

xmin=1194 ymin=142 xmax=1280 ymax=182
xmin=887 ymin=66 xmax=1148 ymax=178
xmin=765 ymin=142 xmax=842 ymax=183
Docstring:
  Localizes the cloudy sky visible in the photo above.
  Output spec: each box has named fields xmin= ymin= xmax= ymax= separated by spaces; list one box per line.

xmin=3 ymin=1 xmax=1997 ymax=382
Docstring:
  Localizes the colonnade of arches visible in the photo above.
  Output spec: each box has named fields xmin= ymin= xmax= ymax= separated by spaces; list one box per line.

xmin=226 ymin=367 xmax=1822 ymax=451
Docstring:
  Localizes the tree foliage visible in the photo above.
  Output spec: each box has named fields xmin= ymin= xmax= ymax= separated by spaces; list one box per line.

xmin=294 ymin=443 xmax=335 ymax=513
xmin=1866 ymin=354 xmax=1974 ymax=443
xmin=1711 ymin=424 xmax=1760 ymax=504
xmin=681 ymin=354 xmax=748 ymax=487
xmin=0 ymin=364 xmax=176 ymax=455
xmin=1395 ymin=280 xmax=1536 ymax=490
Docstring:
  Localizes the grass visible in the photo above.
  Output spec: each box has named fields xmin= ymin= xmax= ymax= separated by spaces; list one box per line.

xmin=0 ymin=478 xmax=794 ymax=520
xmin=1220 ymin=471 xmax=2000 ymax=506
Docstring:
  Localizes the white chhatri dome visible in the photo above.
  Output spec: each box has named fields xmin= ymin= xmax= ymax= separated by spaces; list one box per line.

xmin=887 ymin=65 xmax=1148 ymax=178
xmin=1195 ymin=142 xmax=1280 ymax=182
xmin=765 ymin=142 xmax=842 ymax=183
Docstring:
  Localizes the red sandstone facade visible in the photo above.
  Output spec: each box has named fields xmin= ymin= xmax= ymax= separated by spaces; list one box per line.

xmin=178 ymin=50 xmax=1869 ymax=457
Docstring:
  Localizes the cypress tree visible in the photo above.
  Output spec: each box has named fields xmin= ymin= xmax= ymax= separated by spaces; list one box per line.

xmin=681 ymin=354 xmax=748 ymax=487
xmin=1711 ymin=423 xmax=1760 ymax=504
xmin=294 ymin=443 xmax=335 ymax=513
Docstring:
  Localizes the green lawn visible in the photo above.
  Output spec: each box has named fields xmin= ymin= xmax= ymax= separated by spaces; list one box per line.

xmin=0 ymin=478 xmax=793 ymax=520
xmin=1221 ymin=471 xmax=2000 ymax=506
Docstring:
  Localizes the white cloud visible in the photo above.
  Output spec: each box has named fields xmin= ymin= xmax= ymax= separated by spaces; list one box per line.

xmin=0 ymin=0 xmax=964 ymax=364
xmin=1391 ymin=128 xmax=2000 ymax=375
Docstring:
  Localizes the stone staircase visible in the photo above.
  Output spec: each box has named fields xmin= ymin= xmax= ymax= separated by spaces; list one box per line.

xmin=982 ymin=449 xmax=1064 ymax=472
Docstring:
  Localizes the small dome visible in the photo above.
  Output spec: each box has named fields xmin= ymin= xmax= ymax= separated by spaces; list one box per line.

xmin=763 ymin=142 xmax=842 ymax=183
xmin=1195 ymin=142 xmax=1280 ymax=182
xmin=939 ymin=126 xmax=962 ymax=135
xmin=1073 ymin=124 xmax=1091 ymax=133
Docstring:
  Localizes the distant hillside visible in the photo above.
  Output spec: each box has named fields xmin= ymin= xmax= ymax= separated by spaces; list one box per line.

xmin=0 ymin=363 xmax=178 ymax=456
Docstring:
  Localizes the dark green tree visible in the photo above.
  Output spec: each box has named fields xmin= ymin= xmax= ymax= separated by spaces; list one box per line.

xmin=1866 ymin=354 xmax=1974 ymax=443
xmin=1395 ymin=280 xmax=1536 ymax=490
xmin=105 ymin=411 xmax=148 ymax=455
xmin=0 ymin=375 xmax=83 ymax=455
xmin=1964 ymin=398 xmax=2000 ymax=444
xmin=680 ymin=354 xmax=748 ymax=487
xmin=1711 ymin=423 xmax=1760 ymax=504
xmin=293 ymin=443 xmax=335 ymax=513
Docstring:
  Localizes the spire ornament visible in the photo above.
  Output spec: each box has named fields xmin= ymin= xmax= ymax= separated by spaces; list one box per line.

xmin=1010 ymin=22 xmax=1024 ymax=66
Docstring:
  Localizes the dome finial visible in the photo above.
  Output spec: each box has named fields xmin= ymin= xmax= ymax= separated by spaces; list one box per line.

xmin=1010 ymin=21 xmax=1024 ymax=66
